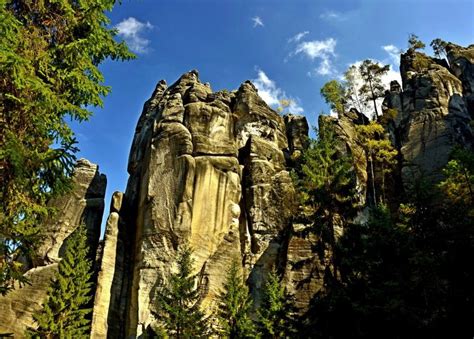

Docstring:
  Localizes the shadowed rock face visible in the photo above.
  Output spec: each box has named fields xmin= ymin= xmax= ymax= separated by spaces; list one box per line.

xmin=382 ymin=48 xmax=473 ymax=186
xmin=0 ymin=159 xmax=106 ymax=336
xmin=93 ymin=71 xmax=308 ymax=337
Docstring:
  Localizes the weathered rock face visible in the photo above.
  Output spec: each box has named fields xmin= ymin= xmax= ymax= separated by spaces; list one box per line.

xmin=0 ymin=159 xmax=106 ymax=337
xmin=382 ymin=49 xmax=473 ymax=185
xmin=93 ymin=71 xmax=306 ymax=337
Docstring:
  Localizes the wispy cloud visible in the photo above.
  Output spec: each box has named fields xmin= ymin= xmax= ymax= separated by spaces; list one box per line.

xmin=291 ymin=38 xmax=337 ymax=76
xmin=116 ymin=17 xmax=153 ymax=54
xmin=382 ymin=44 xmax=402 ymax=66
xmin=288 ymin=31 xmax=309 ymax=43
xmin=319 ymin=10 xmax=347 ymax=21
xmin=252 ymin=68 xmax=304 ymax=114
xmin=252 ymin=16 xmax=264 ymax=28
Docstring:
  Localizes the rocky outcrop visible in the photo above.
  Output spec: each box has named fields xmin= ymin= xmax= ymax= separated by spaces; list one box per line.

xmin=382 ymin=49 xmax=473 ymax=186
xmin=0 ymin=159 xmax=106 ymax=336
xmin=93 ymin=71 xmax=307 ymax=337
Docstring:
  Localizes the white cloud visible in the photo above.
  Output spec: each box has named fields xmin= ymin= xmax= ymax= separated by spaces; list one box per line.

xmin=116 ymin=17 xmax=153 ymax=54
xmin=291 ymin=38 xmax=337 ymax=76
xmin=382 ymin=44 xmax=402 ymax=66
xmin=288 ymin=31 xmax=309 ymax=43
xmin=252 ymin=68 xmax=304 ymax=114
xmin=320 ymin=10 xmax=347 ymax=21
xmin=252 ymin=16 xmax=264 ymax=28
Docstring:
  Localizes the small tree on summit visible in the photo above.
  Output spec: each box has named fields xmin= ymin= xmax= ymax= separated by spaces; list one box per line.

xmin=26 ymin=225 xmax=93 ymax=338
xmin=153 ymin=245 xmax=209 ymax=338
xmin=320 ymin=80 xmax=346 ymax=116
xmin=408 ymin=33 xmax=426 ymax=51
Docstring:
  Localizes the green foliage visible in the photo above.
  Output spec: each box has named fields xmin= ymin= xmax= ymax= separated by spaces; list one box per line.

xmin=0 ymin=0 xmax=134 ymax=292
xmin=358 ymin=60 xmax=390 ymax=118
xmin=257 ymin=268 xmax=297 ymax=338
xmin=412 ymin=53 xmax=431 ymax=72
xmin=26 ymin=225 xmax=93 ymax=338
xmin=408 ymin=33 xmax=426 ymax=51
xmin=355 ymin=121 xmax=397 ymax=204
xmin=320 ymin=80 xmax=345 ymax=116
xmin=430 ymin=38 xmax=448 ymax=59
xmin=217 ymin=260 xmax=256 ymax=339
xmin=153 ymin=245 xmax=209 ymax=338
xmin=298 ymin=124 xmax=356 ymax=215
xmin=438 ymin=147 xmax=474 ymax=212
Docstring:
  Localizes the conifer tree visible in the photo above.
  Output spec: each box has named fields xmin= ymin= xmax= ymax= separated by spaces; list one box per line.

xmin=154 ymin=245 xmax=209 ymax=338
xmin=26 ymin=225 xmax=93 ymax=338
xmin=217 ymin=260 xmax=256 ymax=338
xmin=257 ymin=268 xmax=297 ymax=338
xmin=0 ymin=0 xmax=134 ymax=292
xmin=296 ymin=123 xmax=357 ymax=278
xmin=358 ymin=60 xmax=390 ymax=118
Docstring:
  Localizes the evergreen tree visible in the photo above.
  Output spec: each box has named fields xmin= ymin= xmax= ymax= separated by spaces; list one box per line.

xmin=358 ymin=60 xmax=390 ymax=118
xmin=430 ymin=38 xmax=448 ymax=60
xmin=408 ymin=33 xmax=426 ymax=51
xmin=26 ymin=225 xmax=93 ymax=338
xmin=296 ymin=122 xmax=357 ymax=279
xmin=257 ymin=268 xmax=297 ymax=338
xmin=217 ymin=260 xmax=256 ymax=338
xmin=0 ymin=0 xmax=134 ymax=292
xmin=154 ymin=245 xmax=209 ymax=338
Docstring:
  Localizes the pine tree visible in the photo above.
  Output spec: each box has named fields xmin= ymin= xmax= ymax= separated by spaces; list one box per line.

xmin=408 ymin=33 xmax=426 ymax=51
xmin=257 ymin=268 xmax=297 ymax=338
xmin=26 ymin=225 xmax=93 ymax=338
xmin=154 ymin=245 xmax=209 ymax=338
xmin=358 ymin=60 xmax=390 ymax=118
xmin=217 ymin=260 xmax=256 ymax=338
xmin=295 ymin=122 xmax=357 ymax=278
xmin=0 ymin=0 xmax=134 ymax=292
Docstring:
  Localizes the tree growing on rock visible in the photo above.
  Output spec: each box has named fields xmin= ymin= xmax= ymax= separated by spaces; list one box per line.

xmin=26 ymin=226 xmax=93 ymax=338
xmin=408 ymin=33 xmax=426 ymax=51
xmin=430 ymin=38 xmax=449 ymax=60
xmin=153 ymin=245 xmax=209 ymax=338
xmin=216 ymin=260 xmax=256 ymax=338
xmin=320 ymin=80 xmax=346 ymax=116
xmin=0 ymin=0 xmax=134 ymax=292
xmin=358 ymin=60 xmax=390 ymax=119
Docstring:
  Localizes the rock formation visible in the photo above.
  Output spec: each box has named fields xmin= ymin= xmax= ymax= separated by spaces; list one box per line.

xmin=0 ymin=159 xmax=106 ymax=336
xmin=91 ymin=71 xmax=306 ymax=337
xmin=382 ymin=44 xmax=473 ymax=186
xmin=3 ymin=42 xmax=473 ymax=338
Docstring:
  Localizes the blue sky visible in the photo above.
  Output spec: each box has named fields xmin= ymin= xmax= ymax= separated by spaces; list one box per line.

xmin=71 ymin=0 xmax=474 ymax=228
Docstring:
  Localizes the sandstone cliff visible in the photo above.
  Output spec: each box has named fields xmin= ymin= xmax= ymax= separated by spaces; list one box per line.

xmin=3 ymin=42 xmax=473 ymax=338
xmin=91 ymin=71 xmax=308 ymax=337
xmin=0 ymin=159 xmax=106 ymax=336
